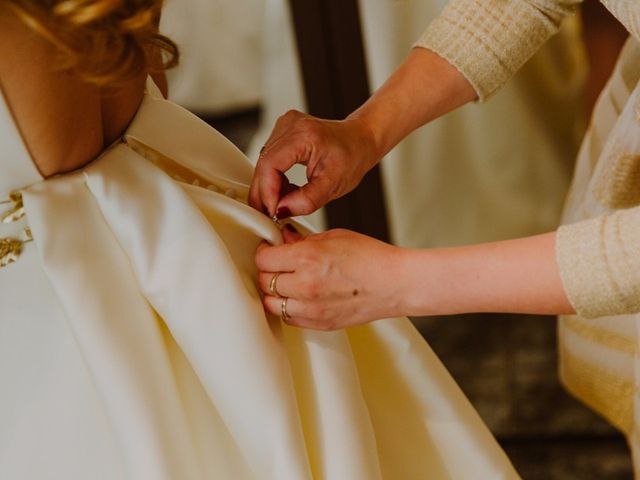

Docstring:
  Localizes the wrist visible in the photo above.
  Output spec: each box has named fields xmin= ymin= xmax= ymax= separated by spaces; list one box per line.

xmin=390 ymin=247 xmax=431 ymax=317
xmin=395 ymin=247 xmax=457 ymax=317
xmin=376 ymin=245 xmax=412 ymax=318
xmin=346 ymin=109 xmax=389 ymax=167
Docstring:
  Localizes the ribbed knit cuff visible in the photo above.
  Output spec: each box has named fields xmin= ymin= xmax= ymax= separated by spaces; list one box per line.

xmin=557 ymin=209 xmax=640 ymax=319
xmin=414 ymin=0 xmax=571 ymax=101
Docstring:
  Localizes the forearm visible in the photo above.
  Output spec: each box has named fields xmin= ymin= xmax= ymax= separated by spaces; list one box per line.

xmin=348 ymin=47 xmax=477 ymax=160
xmin=347 ymin=0 xmax=580 ymax=161
xmin=397 ymin=232 xmax=575 ymax=317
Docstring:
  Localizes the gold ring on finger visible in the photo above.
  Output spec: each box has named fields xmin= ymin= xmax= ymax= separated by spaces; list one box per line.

xmin=269 ymin=272 xmax=283 ymax=297
xmin=281 ymin=297 xmax=290 ymax=322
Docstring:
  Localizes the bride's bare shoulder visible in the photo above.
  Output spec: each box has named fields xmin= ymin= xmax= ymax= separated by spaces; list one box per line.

xmin=0 ymin=7 xmax=144 ymax=177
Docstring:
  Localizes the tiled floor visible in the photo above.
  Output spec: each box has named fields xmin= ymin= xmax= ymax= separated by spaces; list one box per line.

xmin=414 ymin=314 xmax=633 ymax=479
xmin=503 ymin=437 xmax=632 ymax=479
xmin=207 ymin=109 xmax=634 ymax=479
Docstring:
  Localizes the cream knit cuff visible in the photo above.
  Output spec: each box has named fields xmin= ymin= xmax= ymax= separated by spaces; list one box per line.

xmin=557 ymin=209 xmax=640 ymax=319
xmin=414 ymin=0 xmax=572 ymax=101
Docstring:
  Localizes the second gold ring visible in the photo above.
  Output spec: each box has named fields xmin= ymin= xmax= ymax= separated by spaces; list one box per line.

xmin=281 ymin=297 xmax=289 ymax=322
xmin=269 ymin=272 xmax=283 ymax=297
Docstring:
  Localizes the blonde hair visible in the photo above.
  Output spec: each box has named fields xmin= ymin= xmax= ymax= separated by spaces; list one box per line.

xmin=3 ymin=0 xmax=178 ymax=86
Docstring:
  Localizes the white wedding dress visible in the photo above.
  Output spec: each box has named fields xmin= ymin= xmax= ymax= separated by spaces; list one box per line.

xmin=0 ymin=79 xmax=519 ymax=479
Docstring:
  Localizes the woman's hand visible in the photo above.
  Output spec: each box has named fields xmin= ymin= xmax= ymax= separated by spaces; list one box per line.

xmin=255 ymin=226 xmax=406 ymax=330
xmin=255 ymin=228 xmax=575 ymax=330
xmin=248 ymin=48 xmax=477 ymax=220
xmin=248 ymin=111 xmax=381 ymax=219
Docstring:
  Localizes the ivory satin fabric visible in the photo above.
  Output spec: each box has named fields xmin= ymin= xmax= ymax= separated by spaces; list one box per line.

xmin=0 ymin=81 xmax=519 ymax=478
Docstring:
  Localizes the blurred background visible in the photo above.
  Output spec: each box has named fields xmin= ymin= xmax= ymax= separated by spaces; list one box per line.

xmin=160 ymin=1 xmax=630 ymax=478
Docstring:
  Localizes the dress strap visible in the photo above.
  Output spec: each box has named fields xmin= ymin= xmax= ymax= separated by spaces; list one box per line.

xmin=0 ymin=86 xmax=43 ymax=197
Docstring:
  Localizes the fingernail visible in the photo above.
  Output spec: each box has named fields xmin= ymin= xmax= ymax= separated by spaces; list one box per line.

xmin=276 ymin=207 xmax=292 ymax=220
xmin=262 ymin=206 xmax=270 ymax=216
xmin=285 ymin=224 xmax=299 ymax=234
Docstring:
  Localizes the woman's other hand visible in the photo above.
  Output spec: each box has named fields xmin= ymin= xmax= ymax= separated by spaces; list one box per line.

xmin=248 ymin=111 xmax=380 ymax=219
xmin=255 ymin=226 xmax=405 ymax=330
xmin=255 ymin=227 xmax=574 ymax=330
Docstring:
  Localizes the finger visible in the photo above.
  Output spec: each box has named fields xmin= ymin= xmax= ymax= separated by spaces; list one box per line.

xmin=258 ymin=139 xmax=313 ymax=216
xmin=282 ymin=224 xmax=305 ymax=244
xmin=255 ymin=242 xmax=299 ymax=273
xmin=261 ymin=110 xmax=305 ymax=154
xmin=276 ymin=174 xmax=335 ymax=217
xmin=248 ymin=181 xmax=260 ymax=210
xmin=250 ymin=111 xmax=305 ymax=212
xmin=262 ymin=296 xmax=338 ymax=330
xmin=248 ymin=176 xmax=268 ymax=214
xmin=257 ymin=271 xmax=297 ymax=298
xmin=257 ymin=166 xmax=286 ymax=216
xmin=262 ymin=295 xmax=306 ymax=324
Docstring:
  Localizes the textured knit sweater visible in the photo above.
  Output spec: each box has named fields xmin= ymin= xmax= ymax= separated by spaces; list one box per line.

xmin=416 ymin=0 xmax=640 ymax=319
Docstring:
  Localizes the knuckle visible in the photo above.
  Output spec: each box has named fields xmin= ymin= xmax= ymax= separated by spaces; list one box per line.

xmin=280 ymin=109 xmax=301 ymax=123
xmin=299 ymin=119 xmax=321 ymax=138
xmin=330 ymin=228 xmax=348 ymax=237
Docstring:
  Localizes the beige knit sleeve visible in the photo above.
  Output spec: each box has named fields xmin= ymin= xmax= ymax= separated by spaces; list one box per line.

xmin=556 ymin=208 xmax=640 ymax=319
xmin=414 ymin=0 xmax=581 ymax=101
